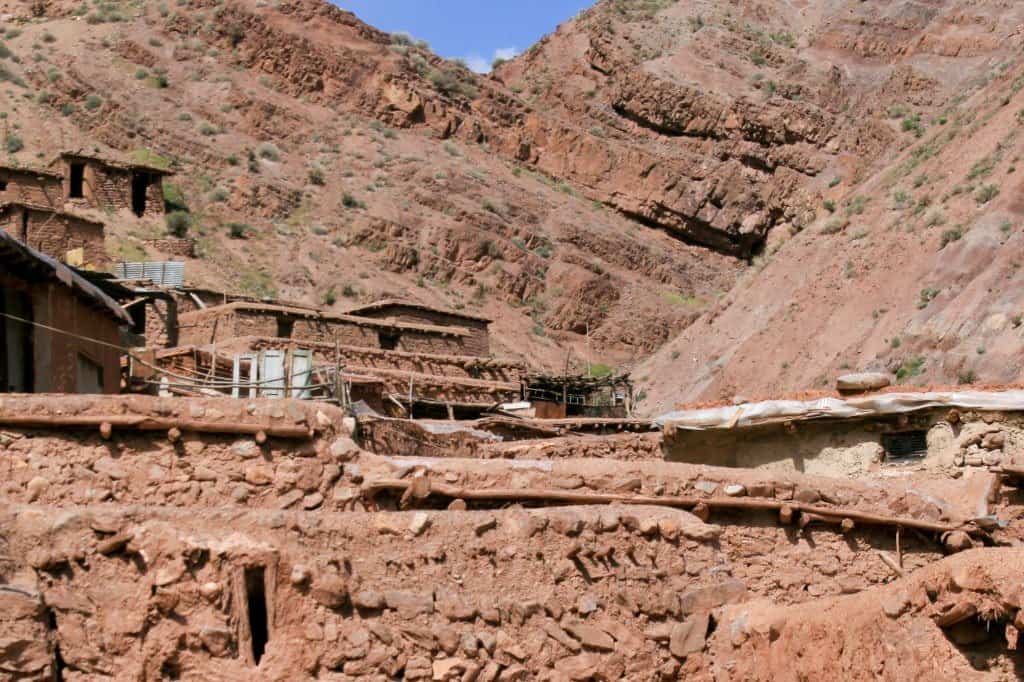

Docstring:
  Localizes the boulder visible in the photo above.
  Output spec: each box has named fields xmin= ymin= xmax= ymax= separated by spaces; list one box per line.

xmin=836 ymin=372 xmax=891 ymax=393
xmin=669 ymin=611 xmax=709 ymax=658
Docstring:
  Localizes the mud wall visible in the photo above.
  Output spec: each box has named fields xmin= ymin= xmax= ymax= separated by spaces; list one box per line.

xmin=0 ymin=206 xmax=106 ymax=268
xmin=0 ymin=502 xmax=944 ymax=680
xmin=0 ymin=169 xmax=64 ymax=208
xmin=663 ymin=410 xmax=1024 ymax=477
xmin=179 ymin=309 xmax=477 ymax=357
xmin=356 ymin=306 xmax=491 ymax=356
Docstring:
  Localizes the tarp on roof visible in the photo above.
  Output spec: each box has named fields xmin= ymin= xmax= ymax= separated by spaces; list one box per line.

xmin=655 ymin=390 xmax=1024 ymax=431
xmin=0 ymin=230 xmax=132 ymax=325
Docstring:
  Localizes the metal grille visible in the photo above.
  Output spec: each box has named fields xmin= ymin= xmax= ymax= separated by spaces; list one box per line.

xmin=881 ymin=431 xmax=928 ymax=461
xmin=113 ymin=261 xmax=185 ymax=287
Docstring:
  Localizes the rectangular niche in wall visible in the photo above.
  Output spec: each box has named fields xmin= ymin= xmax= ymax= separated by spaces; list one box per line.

xmin=881 ymin=430 xmax=928 ymax=462
xmin=244 ymin=566 xmax=269 ymax=665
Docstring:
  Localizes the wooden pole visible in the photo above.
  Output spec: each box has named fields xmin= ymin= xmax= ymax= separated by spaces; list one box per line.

xmin=361 ymin=479 xmax=984 ymax=537
xmin=0 ymin=415 xmax=314 ymax=439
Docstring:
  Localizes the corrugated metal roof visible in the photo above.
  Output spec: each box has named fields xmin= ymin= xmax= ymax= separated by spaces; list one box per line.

xmin=113 ymin=261 xmax=185 ymax=287
xmin=0 ymin=230 xmax=132 ymax=324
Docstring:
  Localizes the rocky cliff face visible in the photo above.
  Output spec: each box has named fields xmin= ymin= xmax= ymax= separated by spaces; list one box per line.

xmin=1 ymin=0 xmax=1022 ymax=397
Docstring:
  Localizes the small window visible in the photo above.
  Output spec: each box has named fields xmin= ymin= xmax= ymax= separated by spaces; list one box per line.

xmin=378 ymin=330 xmax=399 ymax=350
xmin=275 ymin=317 xmax=293 ymax=339
xmin=69 ymin=162 xmax=85 ymax=199
xmin=881 ymin=430 xmax=928 ymax=462
xmin=0 ymin=177 xmax=8 ymax=192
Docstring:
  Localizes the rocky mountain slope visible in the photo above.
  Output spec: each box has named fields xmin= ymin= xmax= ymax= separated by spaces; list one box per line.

xmin=497 ymin=0 xmax=1024 ymax=411
xmin=0 ymin=0 xmax=739 ymax=374
xmin=2 ymin=0 xmax=1024 ymax=412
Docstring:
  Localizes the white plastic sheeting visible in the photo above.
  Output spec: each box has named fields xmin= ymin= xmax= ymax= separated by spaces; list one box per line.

xmin=655 ymin=390 xmax=1024 ymax=431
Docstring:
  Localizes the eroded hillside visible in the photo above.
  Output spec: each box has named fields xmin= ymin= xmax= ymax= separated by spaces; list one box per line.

xmin=1 ymin=0 xmax=1023 ymax=410
xmin=0 ymin=0 xmax=740 ymax=375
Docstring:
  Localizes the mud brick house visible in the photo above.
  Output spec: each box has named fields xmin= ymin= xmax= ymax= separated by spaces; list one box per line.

xmin=0 ymin=201 xmax=107 ymax=268
xmin=0 ymin=229 xmax=130 ymax=394
xmin=178 ymin=302 xmax=485 ymax=357
xmin=55 ymin=150 xmax=171 ymax=218
xmin=344 ymin=299 xmax=492 ymax=356
xmin=0 ymin=162 xmax=65 ymax=207
xmin=657 ymin=389 xmax=1024 ymax=477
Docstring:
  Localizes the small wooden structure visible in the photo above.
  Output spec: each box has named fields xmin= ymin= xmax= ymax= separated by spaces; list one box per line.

xmin=0 ymin=229 xmax=130 ymax=394
xmin=522 ymin=373 xmax=634 ymax=419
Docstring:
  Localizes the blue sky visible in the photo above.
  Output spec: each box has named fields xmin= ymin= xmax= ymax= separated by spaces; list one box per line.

xmin=333 ymin=1 xmax=593 ymax=72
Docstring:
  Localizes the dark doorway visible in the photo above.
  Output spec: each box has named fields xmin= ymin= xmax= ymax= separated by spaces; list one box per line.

xmin=378 ymin=330 xmax=399 ymax=350
xmin=131 ymin=172 xmax=148 ymax=217
xmin=69 ymin=163 xmax=85 ymax=199
xmin=1 ymin=288 xmax=33 ymax=393
xmin=276 ymin=317 xmax=294 ymax=339
xmin=19 ymin=208 xmax=28 ymax=241
xmin=244 ymin=567 xmax=269 ymax=665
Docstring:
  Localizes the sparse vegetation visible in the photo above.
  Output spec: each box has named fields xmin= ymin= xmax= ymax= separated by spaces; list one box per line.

xmin=975 ymin=183 xmax=1000 ymax=204
xmin=5 ymin=134 xmax=22 ymax=153
xmin=308 ymin=167 xmax=325 ymax=185
xmin=257 ymin=143 xmax=280 ymax=161
xmin=83 ymin=94 xmax=102 ymax=111
xmin=165 ymin=210 xmax=191 ymax=237
xmin=342 ymin=193 xmax=365 ymax=209
xmin=896 ymin=356 xmax=926 ymax=382
xmin=957 ymin=369 xmax=976 ymax=384
xmin=227 ymin=222 xmax=251 ymax=239
xmin=939 ymin=228 xmax=962 ymax=249
xmin=918 ymin=287 xmax=940 ymax=309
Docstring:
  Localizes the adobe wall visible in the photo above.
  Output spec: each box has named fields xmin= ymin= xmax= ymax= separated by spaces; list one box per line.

xmin=142 ymin=237 xmax=196 ymax=258
xmin=0 ymin=273 xmax=122 ymax=393
xmin=0 ymin=207 xmax=106 ymax=268
xmin=0 ymin=501 xmax=946 ymax=680
xmin=179 ymin=309 xmax=476 ymax=357
xmin=0 ymin=170 xmax=63 ymax=208
xmin=143 ymin=297 xmax=178 ymax=348
xmin=357 ymin=307 xmax=491 ymax=356
xmin=360 ymin=418 xmax=663 ymax=460
xmin=663 ymin=409 xmax=1024 ymax=478
xmin=71 ymin=161 xmax=165 ymax=218
xmin=0 ymin=395 xmax=1001 ymax=680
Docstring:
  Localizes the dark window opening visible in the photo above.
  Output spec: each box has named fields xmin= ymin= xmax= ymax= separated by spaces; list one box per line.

xmin=378 ymin=330 xmax=399 ymax=351
xmin=129 ymin=304 xmax=146 ymax=336
xmin=276 ymin=317 xmax=294 ymax=339
xmin=882 ymin=430 xmax=928 ymax=462
xmin=0 ymin=177 xmax=8 ymax=191
xmin=1 ymin=289 xmax=33 ymax=393
xmin=68 ymin=163 xmax=85 ymax=199
xmin=131 ymin=171 xmax=148 ymax=217
xmin=19 ymin=208 xmax=28 ymax=241
xmin=244 ymin=566 xmax=269 ymax=665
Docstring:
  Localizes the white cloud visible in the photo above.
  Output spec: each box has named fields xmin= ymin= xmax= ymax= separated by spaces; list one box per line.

xmin=462 ymin=47 xmax=521 ymax=74
xmin=493 ymin=47 xmax=519 ymax=62
xmin=464 ymin=55 xmax=491 ymax=74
